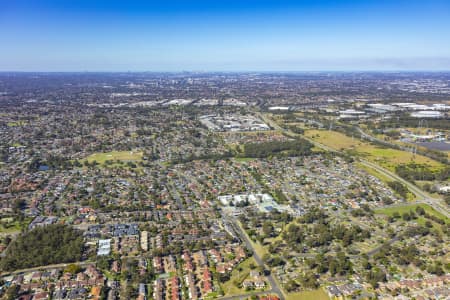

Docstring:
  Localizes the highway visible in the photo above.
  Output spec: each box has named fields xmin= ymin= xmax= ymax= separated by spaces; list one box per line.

xmin=355 ymin=128 xmax=449 ymax=217
xmin=356 ymin=127 xmax=410 ymax=152
xmin=312 ymin=140 xmax=449 ymax=218
xmin=360 ymin=160 xmax=449 ymax=219
xmin=259 ymin=112 xmax=449 ymax=219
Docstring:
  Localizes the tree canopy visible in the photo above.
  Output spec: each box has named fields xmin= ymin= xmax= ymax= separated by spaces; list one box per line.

xmin=0 ymin=224 xmax=84 ymax=271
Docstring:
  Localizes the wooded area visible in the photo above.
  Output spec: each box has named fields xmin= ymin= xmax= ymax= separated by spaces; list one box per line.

xmin=0 ymin=224 xmax=84 ymax=271
xmin=241 ymin=139 xmax=313 ymax=158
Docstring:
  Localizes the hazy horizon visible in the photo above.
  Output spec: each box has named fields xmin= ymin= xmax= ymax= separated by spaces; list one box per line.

xmin=2 ymin=0 xmax=450 ymax=71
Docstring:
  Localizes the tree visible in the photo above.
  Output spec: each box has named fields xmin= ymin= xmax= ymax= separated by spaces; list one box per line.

xmin=285 ymin=279 xmax=299 ymax=292
xmin=367 ymin=268 xmax=387 ymax=288
xmin=427 ymin=263 xmax=444 ymax=276
xmin=362 ymin=258 xmax=372 ymax=270
xmin=65 ymin=263 xmax=82 ymax=274
xmin=217 ymin=273 xmax=230 ymax=283
xmin=299 ymin=272 xmax=318 ymax=289
xmin=1 ymin=224 xmax=84 ymax=271
xmin=4 ymin=284 xmax=19 ymax=300
xmin=423 ymin=183 xmax=432 ymax=192
xmin=241 ymin=139 xmax=313 ymax=158
xmin=382 ymin=197 xmax=393 ymax=205
xmin=415 ymin=206 xmax=425 ymax=216
xmin=387 ymin=181 xmax=408 ymax=199
xmin=444 ymin=195 xmax=450 ymax=206
xmin=262 ymin=221 xmax=274 ymax=237
xmin=13 ymin=199 xmax=26 ymax=213
xmin=97 ymin=256 xmax=111 ymax=270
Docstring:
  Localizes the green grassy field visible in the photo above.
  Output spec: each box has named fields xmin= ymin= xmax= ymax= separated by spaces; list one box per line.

xmin=83 ymin=151 xmax=143 ymax=164
xmin=305 ymin=129 xmax=443 ymax=172
xmin=234 ymin=157 xmax=256 ymax=163
xmin=0 ymin=224 xmax=21 ymax=234
xmin=376 ymin=203 xmax=449 ymax=224
xmin=285 ymin=288 xmax=329 ymax=300
xmin=251 ymin=240 xmax=269 ymax=258
xmin=204 ymin=291 xmax=220 ymax=299
xmin=0 ymin=218 xmax=27 ymax=234
xmin=221 ymin=257 xmax=259 ymax=296
xmin=7 ymin=121 xmax=27 ymax=127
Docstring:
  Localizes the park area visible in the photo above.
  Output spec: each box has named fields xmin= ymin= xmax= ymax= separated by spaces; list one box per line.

xmin=304 ymin=129 xmax=444 ymax=172
xmin=285 ymin=288 xmax=329 ymax=300
xmin=376 ymin=203 xmax=448 ymax=223
xmin=376 ymin=203 xmax=449 ymax=234
xmin=83 ymin=151 xmax=143 ymax=165
xmin=220 ymin=257 xmax=262 ymax=296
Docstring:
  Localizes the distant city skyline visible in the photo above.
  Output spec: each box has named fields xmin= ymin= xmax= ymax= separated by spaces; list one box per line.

xmin=1 ymin=0 xmax=450 ymax=71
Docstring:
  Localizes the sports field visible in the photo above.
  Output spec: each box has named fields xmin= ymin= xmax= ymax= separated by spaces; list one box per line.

xmin=84 ymin=151 xmax=143 ymax=164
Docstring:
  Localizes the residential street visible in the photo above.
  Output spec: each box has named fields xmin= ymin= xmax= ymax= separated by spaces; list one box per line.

xmin=227 ymin=216 xmax=286 ymax=300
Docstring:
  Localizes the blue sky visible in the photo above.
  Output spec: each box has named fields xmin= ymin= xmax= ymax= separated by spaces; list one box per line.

xmin=1 ymin=0 xmax=450 ymax=71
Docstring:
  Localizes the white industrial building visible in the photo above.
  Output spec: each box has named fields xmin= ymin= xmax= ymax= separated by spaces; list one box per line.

xmin=410 ymin=111 xmax=443 ymax=118
xmin=97 ymin=239 xmax=111 ymax=256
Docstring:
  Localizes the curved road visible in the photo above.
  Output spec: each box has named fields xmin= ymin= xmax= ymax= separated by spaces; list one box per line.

xmin=360 ymin=160 xmax=449 ymax=219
